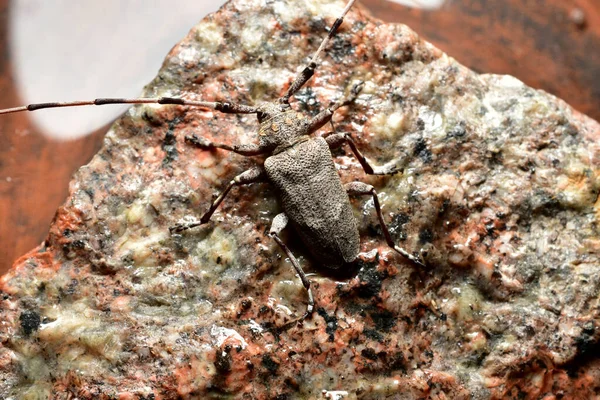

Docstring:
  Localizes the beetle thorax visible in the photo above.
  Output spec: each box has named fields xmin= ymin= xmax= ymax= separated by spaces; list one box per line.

xmin=257 ymin=102 xmax=310 ymax=150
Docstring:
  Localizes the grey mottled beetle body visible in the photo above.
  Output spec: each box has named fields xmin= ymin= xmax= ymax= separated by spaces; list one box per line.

xmin=265 ymin=135 xmax=360 ymax=269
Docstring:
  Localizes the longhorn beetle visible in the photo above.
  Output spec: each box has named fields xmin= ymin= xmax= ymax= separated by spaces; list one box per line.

xmin=0 ymin=0 xmax=424 ymax=319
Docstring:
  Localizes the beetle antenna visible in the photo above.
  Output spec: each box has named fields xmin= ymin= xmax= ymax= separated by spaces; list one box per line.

xmin=0 ymin=97 xmax=259 ymax=115
xmin=279 ymin=0 xmax=358 ymax=104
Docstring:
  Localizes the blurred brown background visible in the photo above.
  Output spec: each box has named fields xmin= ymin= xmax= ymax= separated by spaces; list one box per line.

xmin=0 ymin=0 xmax=599 ymax=275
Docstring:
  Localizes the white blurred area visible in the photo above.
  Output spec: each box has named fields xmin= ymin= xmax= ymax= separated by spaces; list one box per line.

xmin=10 ymin=0 xmax=227 ymax=140
xmin=388 ymin=0 xmax=446 ymax=9
xmin=10 ymin=0 xmax=443 ymax=140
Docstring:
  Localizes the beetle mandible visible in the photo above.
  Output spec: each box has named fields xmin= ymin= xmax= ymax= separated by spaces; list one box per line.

xmin=0 ymin=0 xmax=425 ymax=319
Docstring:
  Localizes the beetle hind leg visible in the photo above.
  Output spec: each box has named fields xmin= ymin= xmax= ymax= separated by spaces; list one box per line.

xmin=269 ymin=213 xmax=315 ymax=320
xmin=345 ymin=182 xmax=425 ymax=267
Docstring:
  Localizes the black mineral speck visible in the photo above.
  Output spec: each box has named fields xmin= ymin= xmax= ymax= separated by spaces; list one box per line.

xmin=261 ymin=354 xmax=279 ymax=374
xmin=329 ymin=35 xmax=353 ymax=62
xmin=390 ymin=213 xmax=410 ymax=241
xmin=413 ymin=137 xmax=432 ymax=163
xmin=259 ymin=305 xmax=270 ymax=315
xmin=317 ymin=308 xmax=338 ymax=341
xmin=524 ymin=325 xmax=535 ymax=337
xmin=389 ymin=352 xmax=406 ymax=372
xmin=20 ymin=310 xmax=41 ymax=336
xmin=241 ymin=299 xmax=252 ymax=310
xmin=419 ymin=228 xmax=434 ymax=244
xmin=215 ymin=345 xmax=232 ymax=374
xmin=531 ymin=189 xmax=562 ymax=216
xmin=293 ymin=87 xmax=319 ymax=116
xmin=370 ymin=310 xmax=396 ymax=332
xmin=355 ymin=260 xmax=387 ymax=298
xmin=162 ymin=130 xmax=178 ymax=165
xmin=361 ymin=347 xmax=378 ymax=361
xmin=582 ymin=321 xmax=595 ymax=334
xmin=447 ymin=121 xmax=467 ymax=139
xmin=362 ymin=328 xmax=384 ymax=341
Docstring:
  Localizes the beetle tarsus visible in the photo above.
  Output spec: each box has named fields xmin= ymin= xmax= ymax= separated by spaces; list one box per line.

xmin=185 ymin=134 xmax=213 ymax=149
xmin=169 ymin=221 xmax=202 ymax=233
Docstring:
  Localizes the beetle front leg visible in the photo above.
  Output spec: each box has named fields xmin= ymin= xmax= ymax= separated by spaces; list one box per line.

xmin=269 ymin=213 xmax=315 ymax=320
xmin=345 ymin=182 xmax=425 ymax=267
xmin=185 ymin=134 xmax=270 ymax=157
xmin=306 ymin=81 xmax=364 ymax=133
xmin=170 ymin=166 xmax=266 ymax=233
xmin=326 ymin=132 xmax=401 ymax=175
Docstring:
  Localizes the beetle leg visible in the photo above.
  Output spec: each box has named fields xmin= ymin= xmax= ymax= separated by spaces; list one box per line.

xmin=170 ymin=166 xmax=266 ymax=233
xmin=185 ymin=134 xmax=270 ymax=156
xmin=326 ymin=132 xmax=401 ymax=175
xmin=268 ymin=213 xmax=315 ymax=320
xmin=345 ymin=182 xmax=425 ymax=267
xmin=306 ymin=81 xmax=364 ymax=133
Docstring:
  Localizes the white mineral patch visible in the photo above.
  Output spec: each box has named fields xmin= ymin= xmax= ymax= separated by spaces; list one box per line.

xmin=210 ymin=325 xmax=248 ymax=349
xmin=418 ymin=106 xmax=444 ymax=138
xmin=305 ymin=0 xmax=348 ymax=20
xmin=369 ymin=110 xmax=407 ymax=139
xmin=322 ymin=389 xmax=349 ymax=399
xmin=39 ymin=309 xmax=122 ymax=364
xmin=193 ymin=227 xmax=238 ymax=274
xmin=247 ymin=319 xmax=264 ymax=334
xmin=117 ymin=228 xmax=169 ymax=267
xmin=195 ymin=21 xmax=224 ymax=54
xmin=178 ymin=47 xmax=201 ymax=64
xmin=241 ymin=19 xmax=269 ymax=54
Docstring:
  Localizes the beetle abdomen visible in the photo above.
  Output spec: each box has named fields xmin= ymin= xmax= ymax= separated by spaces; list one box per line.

xmin=264 ymin=137 xmax=360 ymax=268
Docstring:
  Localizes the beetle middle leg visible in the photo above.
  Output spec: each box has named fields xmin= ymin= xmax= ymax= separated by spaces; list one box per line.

xmin=326 ymin=132 xmax=400 ymax=175
xmin=269 ymin=213 xmax=315 ymax=320
xmin=170 ymin=166 xmax=266 ymax=232
xmin=345 ymin=181 xmax=425 ymax=266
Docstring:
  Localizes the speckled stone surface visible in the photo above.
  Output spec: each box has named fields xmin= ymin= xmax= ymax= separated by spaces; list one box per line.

xmin=1 ymin=0 xmax=599 ymax=398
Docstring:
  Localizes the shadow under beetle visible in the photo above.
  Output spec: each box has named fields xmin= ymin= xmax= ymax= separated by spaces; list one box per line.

xmin=0 ymin=0 xmax=424 ymax=319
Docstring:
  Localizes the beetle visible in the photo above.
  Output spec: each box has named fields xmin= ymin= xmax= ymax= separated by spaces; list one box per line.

xmin=0 ymin=0 xmax=424 ymax=319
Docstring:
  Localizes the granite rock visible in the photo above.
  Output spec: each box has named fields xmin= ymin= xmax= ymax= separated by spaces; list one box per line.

xmin=1 ymin=0 xmax=599 ymax=398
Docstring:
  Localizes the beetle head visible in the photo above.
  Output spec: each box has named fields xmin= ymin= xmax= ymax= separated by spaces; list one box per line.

xmin=256 ymin=102 xmax=290 ymax=123
xmin=256 ymin=102 xmax=310 ymax=150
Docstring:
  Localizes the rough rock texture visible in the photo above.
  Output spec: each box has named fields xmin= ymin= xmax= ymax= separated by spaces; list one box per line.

xmin=1 ymin=0 xmax=599 ymax=398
